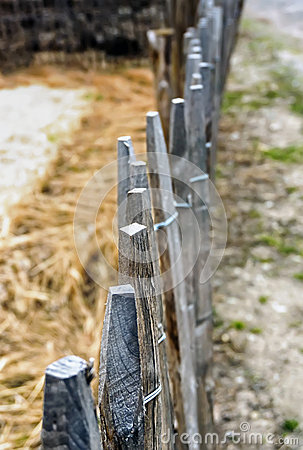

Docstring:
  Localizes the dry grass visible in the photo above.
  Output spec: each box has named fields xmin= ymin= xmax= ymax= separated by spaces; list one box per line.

xmin=0 ymin=63 xmax=155 ymax=448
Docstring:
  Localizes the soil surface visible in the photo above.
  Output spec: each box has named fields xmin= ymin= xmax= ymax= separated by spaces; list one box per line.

xmin=0 ymin=85 xmax=88 ymax=222
xmin=213 ymin=2 xmax=303 ymax=448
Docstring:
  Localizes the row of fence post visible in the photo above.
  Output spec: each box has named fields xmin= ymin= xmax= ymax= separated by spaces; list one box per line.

xmin=41 ymin=0 xmax=243 ymax=448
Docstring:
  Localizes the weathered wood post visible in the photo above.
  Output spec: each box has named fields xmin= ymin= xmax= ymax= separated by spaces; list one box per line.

xmin=146 ymin=111 xmax=200 ymax=449
xmin=41 ymin=355 xmax=101 ymax=450
xmin=126 ymin=186 xmax=174 ymax=447
xmin=118 ymin=222 xmax=168 ymax=449
xmin=117 ymin=136 xmax=136 ymax=229
xmin=99 ymin=285 xmax=144 ymax=449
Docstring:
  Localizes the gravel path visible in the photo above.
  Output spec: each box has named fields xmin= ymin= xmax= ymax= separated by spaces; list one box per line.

xmin=213 ymin=4 xmax=303 ymax=448
xmin=0 ymin=85 xmax=88 ymax=232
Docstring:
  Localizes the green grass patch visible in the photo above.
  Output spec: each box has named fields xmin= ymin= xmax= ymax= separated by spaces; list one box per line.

xmin=294 ymin=273 xmax=303 ymax=281
xmin=248 ymin=209 xmax=262 ymax=219
xmin=47 ymin=133 xmax=58 ymax=143
xmin=230 ymin=320 xmax=246 ymax=331
xmin=259 ymin=296 xmax=268 ymax=304
xmin=250 ymin=327 xmax=262 ymax=334
xmin=282 ymin=419 xmax=299 ymax=433
xmin=258 ymin=234 xmax=300 ymax=256
xmin=286 ymin=186 xmax=298 ymax=194
xmin=264 ymin=145 xmax=303 ymax=164
xmin=271 ymin=68 xmax=303 ymax=116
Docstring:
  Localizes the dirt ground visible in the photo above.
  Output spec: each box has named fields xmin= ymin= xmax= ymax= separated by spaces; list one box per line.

xmin=213 ymin=3 xmax=303 ymax=449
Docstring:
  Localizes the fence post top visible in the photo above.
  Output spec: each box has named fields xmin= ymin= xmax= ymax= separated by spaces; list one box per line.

xmin=45 ymin=355 xmax=88 ymax=379
xmin=117 ymin=135 xmax=132 ymax=142
xmin=131 ymin=160 xmax=146 ymax=167
xmin=109 ymin=284 xmax=135 ymax=296
xmin=187 ymin=53 xmax=201 ymax=60
xmin=120 ymin=222 xmax=146 ymax=236
xmin=190 ymin=84 xmax=203 ymax=91
xmin=146 ymin=111 xmax=159 ymax=118
xmin=128 ymin=187 xmax=147 ymax=194
xmin=172 ymin=97 xmax=184 ymax=104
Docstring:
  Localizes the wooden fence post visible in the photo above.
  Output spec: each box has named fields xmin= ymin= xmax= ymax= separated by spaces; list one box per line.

xmin=41 ymin=355 xmax=101 ymax=450
xmin=126 ymin=187 xmax=174 ymax=448
xmin=130 ymin=160 xmax=149 ymax=190
xmin=99 ymin=285 xmax=144 ymax=449
xmin=117 ymin=135 xmax=136 ymax=229
xmin=146 ymin=111 xmax=200 ymax=449
xmin=118 ymin=223 xmax=164 ymax=449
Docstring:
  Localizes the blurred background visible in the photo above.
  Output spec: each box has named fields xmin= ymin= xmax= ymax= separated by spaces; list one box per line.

xmin=0 ymin=0 xmax=302 ymax=448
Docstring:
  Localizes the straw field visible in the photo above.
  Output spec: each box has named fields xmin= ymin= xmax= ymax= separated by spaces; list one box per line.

xmin=0 ymin=63 xmax=155 ymax=449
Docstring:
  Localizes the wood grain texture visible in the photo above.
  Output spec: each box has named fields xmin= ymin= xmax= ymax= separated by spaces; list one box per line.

xmin=99 ymin=285 xmax=144 ymax=449
xmin=130 ymin=160 xmax=149 ymax=190
xmin=41 ymin=355 xmax=101 ymax=450
xmin=117 ymin=136 xmax=136 ymax=230
xmin=126 ymin=187 xmax=174 ymax=450
xmin=146 ymin=111 xmax=200 ymax=449
xmin=118 ymin=223 xmax=162 ymax=449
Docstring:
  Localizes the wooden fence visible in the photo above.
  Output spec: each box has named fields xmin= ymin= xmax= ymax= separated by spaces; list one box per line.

xmin=41 ymin=0 xmax=243 ymax=448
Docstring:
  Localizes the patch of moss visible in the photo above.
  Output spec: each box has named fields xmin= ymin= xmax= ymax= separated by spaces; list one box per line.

xmin=282 ymin=419 xmax=299 ymax=433
xmin=271 ymin=68 xmax=303 ymax=116
xmin=294 ymin=273 xmax=303 ymax=281
xmin=264 ymin=145 xmax=303 ymax=164
xmin=248 ymin=209 xmax=261 ymax=219
xmin=259 ymin=296 xmax=268 ymax=304
xmin=230 ymin=320 xmax=246 ymax=331
xmin=286 ymin=186 xmax=298 ymax=194
xmin=250 ymin=327 xmax=262 ymax=334
xmin=47 ymin=133 xmax=58 ymax=143
xmin=258 ymin=234 xmax=300 ymax=256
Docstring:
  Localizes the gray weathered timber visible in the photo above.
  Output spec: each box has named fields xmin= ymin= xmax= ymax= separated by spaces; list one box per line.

xmin=99 ymin=285 xmax=144 ymax=449
xmin=184 ymin=53 xmax=201 ymax=103
xmin=197 ymin=17 xmax=211 ymax=63
xmin=147 ymin=28 xmax=174 ymax=142
xmin=195 ymin=319 xmax=214 ymax=443
xmin=117 ymin=136 xmax=136 ymax=230
xmin=41 ymin=355 xmax=101 ymax=450
xmin=126 ymin=187 xmax=174 ymax=450
xmin=118 ymin=223 xmax=162 ymax=450
xmin=185 ymin=84 xmax=206 ymax=172
xmin=199 ymin=62 xmax=214 ymax=125
xmin=210 ymin=6 xmax=223 ymax=181
xmin=168 ymin=98 xmax=197 ymax=352
xmin=130 ymin=160 xmax=149 ymax=190
xmin=146 ymin=111 xmax=200 ymax=449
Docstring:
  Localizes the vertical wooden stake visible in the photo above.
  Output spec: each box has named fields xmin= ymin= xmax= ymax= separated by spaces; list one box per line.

xmin=41 ymin=355 xmax=101 ymax=450
xmin=118 ymin=223 xmax=163 ymax=449
xmin=117 ymin=135 xmax=136 ymax=229
xmin=99 ymin=285 xmax=144 ymax=449
xmin=147 ymin=111 xmax=200 ymax=449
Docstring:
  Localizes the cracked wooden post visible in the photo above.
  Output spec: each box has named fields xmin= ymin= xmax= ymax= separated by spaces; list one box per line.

xmin=184 ymin=53 xmax=201 ymax=103
xmin=184 ymin=83 xmax=214 ymax=442
xmin=126 ymin=187 xmax=174 ymax=448
xmin=41 ymin=355 xmax=101 ymax=450
xmin=99 ymin=285 xmax=144 ymax=449
xmin=117 ymin=135 xmax=136 ymax=229
xmin=130 ymin=160 xmax=149 ymax=190
xmin=168 ymin=98 xmax=197 ymax=356
xmin=118 ymin=222 xmax=168 ymax=449
xmin=146 ymin=111 xmax=200 ymax=449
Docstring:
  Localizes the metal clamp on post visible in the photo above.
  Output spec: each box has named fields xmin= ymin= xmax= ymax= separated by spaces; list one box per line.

xmin=189 ymin=173 xmax=209 ymax=184
xmin=158 ymin=323 xmax=166 ymax=344
xmin=154 ymin=211 xmax=178 ymax=231
xmin=143 ymin=384 xmax=162 ymax=405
